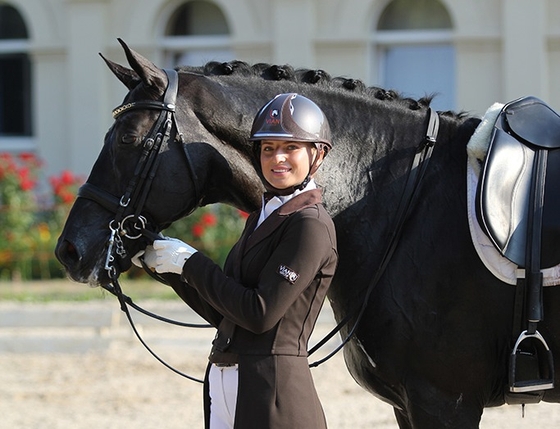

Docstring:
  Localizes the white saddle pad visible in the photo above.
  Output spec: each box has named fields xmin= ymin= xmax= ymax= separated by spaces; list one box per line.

xmin=466 ymin=104 xmax=560 ymax=286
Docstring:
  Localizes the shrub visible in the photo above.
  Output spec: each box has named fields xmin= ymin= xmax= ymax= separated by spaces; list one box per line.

xmin=162 ymin=205 xmax=249 ymax=267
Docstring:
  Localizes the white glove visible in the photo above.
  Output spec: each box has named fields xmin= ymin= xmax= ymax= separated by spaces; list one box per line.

xmin=131 ymin=245 xmax=158 ymax=271
xmin=153 ymin=238 xmax=198 ymax=274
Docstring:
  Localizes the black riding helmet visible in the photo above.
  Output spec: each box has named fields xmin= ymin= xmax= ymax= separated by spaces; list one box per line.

xmin=249 ymin=93 xmax=332 ymax=195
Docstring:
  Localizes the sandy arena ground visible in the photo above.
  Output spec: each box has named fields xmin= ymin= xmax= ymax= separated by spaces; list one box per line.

xmin=0 ymin=299 xmax=559 ymax=428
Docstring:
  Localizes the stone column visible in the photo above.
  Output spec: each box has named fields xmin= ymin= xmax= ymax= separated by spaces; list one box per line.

xmin=64 ymin=0 xmax=110 ymax=175
xmin=502 ymin=0 xmax=548 ymax=101
xmin=271 ymin=0 xmax=315 ymax=67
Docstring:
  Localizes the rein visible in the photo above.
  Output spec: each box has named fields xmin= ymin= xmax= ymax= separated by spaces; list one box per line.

xmin=77 ymin=69 xmax=209 ymax=383
xmin=309 ymin=108 xmax=440 ymax=367
xmin=105 ymin=276 xmax=207 ymax=383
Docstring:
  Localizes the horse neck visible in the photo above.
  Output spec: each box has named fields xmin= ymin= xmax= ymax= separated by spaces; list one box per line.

xmin=178 ymin=72 xmax=462 ymax=217
xmin=317 ymin=101 xmax=438 ymax=216
xmin=176 ymin=77 xmax=266 ymax=212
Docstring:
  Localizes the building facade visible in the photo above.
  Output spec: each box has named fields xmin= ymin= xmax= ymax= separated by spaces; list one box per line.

xmin=1 ymin=0 xmax=559 ymax=176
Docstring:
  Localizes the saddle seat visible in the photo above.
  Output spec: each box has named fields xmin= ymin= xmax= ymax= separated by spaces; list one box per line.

xmin=478 ymin=96 xmax=560 ymax=269
xmin=505 ymin=96 xmax=560 ymax=149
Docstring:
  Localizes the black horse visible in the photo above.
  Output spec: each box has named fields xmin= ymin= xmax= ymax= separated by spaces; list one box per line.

xmin=55 ymin=39 xmax=560 ymax=428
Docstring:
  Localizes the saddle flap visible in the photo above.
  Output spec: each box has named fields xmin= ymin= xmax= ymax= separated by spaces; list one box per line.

xmin=479 ymin=129 xmax=532 ymax=266
xmin=504 ymin=96 xmax=560 ymax=149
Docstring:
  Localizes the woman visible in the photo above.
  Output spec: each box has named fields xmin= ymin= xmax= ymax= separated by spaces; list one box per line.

xmin=137 ymin=93 xmax=338 ymax=429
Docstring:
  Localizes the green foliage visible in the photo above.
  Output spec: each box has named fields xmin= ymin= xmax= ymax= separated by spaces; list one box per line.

xmin=162 ymin=204 xmax=249 ymax=267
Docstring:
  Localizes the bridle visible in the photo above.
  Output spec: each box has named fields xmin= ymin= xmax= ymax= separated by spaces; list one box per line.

xmin=78 ymin=69 xmax=197 ymax=277
xmin=78 ymin=68 xmax=204 ymax=279
xmin=77 ymin=69 xmax=209 ymax=383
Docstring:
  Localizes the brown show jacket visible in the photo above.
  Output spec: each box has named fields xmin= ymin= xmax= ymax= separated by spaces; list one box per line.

xmin=169 ymin=189 xmax=338 ymax=429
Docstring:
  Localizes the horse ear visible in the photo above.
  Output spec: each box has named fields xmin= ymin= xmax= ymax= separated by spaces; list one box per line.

xmin=99 ymin=53 xmax=141 ymax=90
xmin=116 ymin=38 xmax=167 ymax=92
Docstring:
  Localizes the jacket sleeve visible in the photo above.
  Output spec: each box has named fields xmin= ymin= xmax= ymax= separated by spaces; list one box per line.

xmin=158 ymin=273 xmax=224 ymax=328
xmin=181 ymin=210 xmax=336 ymax=334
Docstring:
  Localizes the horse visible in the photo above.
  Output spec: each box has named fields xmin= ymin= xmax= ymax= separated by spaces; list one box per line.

xmin=55 ymin=39 xmax=560 ymax=428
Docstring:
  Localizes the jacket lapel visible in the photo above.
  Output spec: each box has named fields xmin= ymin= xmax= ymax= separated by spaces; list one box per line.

xmin=244 ymin=189 xmax=323 ymax=253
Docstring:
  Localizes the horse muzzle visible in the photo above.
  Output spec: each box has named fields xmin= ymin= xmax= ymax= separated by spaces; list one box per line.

xmin=55 ymin=236 xmax=99 ymax=284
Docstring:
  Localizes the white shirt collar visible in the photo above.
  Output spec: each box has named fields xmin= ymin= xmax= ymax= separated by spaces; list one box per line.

xmin=256 ymin=179 xmax=317 ymax=228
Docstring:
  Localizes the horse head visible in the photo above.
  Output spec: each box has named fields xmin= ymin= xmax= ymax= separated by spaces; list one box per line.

xmin=55 ymin=39 xmax=263 ymax=286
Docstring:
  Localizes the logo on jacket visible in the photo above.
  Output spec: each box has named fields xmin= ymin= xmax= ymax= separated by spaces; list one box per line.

xmin=277 ymin=265 xmax=299 ymax=284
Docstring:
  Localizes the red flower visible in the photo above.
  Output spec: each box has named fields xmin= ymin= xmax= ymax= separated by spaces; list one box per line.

xmin=49 ymin=170 xmax=84 ymax=203
xmin=20 ymin=178 xmax=35 ymax=191
xmin=201 ymin=212 xmax=217 ymax=227
xmin=238 ymin=209 xmax=249 ymax=219
xmin=60 ymin=190 xmax=75 ymax=204
xmin=18 ymin=166 xmax=29 ymax=179
xmin=18 ymin=152 xmax=40 ymax=167
xmin=0 ymin=153 xmax=13 ymax=163
xmin=17 ymin=167 xmax=35 ymax=191
xmin=18 ymin=152 xmax=34 ymax=161
xmin=192 ymin=223 xmax=205 ymax=238
xmin=60 ymin=170 xmax=75 ymax=185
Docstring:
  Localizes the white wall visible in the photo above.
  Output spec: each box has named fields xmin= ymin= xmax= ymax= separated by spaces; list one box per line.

xmin=4 ymin=0 xmax=560 ymax=176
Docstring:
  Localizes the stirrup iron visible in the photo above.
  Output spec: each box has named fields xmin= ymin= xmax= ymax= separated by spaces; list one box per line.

xmin=509 ymin=330 xmax=554 ymax=393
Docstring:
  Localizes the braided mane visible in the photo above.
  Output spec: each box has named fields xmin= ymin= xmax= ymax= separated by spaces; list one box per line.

xmin=177 ymin=60 xmax=466 ymax=119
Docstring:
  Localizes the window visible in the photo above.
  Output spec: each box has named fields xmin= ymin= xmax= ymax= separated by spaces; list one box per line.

xmin=0 ymin=4 xmax=32 ymax=140
xmin=374 ymin=0 xmax=455 ymax=111
xmin=161 ymin=1 xmax=232 ymax=68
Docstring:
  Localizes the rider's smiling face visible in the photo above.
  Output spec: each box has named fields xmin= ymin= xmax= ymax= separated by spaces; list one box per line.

xmin=260 ymin=140 xmax=318 ymax=190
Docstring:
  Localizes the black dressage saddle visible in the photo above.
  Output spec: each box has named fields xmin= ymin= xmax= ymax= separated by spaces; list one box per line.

xmin=479 ymin=96 xmax=560 ymax=269
xmin=478 ymin=96 xmax=560 ymax=398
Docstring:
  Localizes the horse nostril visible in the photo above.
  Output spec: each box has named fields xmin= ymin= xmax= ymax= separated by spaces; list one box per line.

xmin=55 ymin=239 xmax=82 ymax=268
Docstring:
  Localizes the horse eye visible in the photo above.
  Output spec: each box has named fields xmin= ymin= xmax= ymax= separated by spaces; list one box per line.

xmin=121 ymin=134 xmax=139 ymax=145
